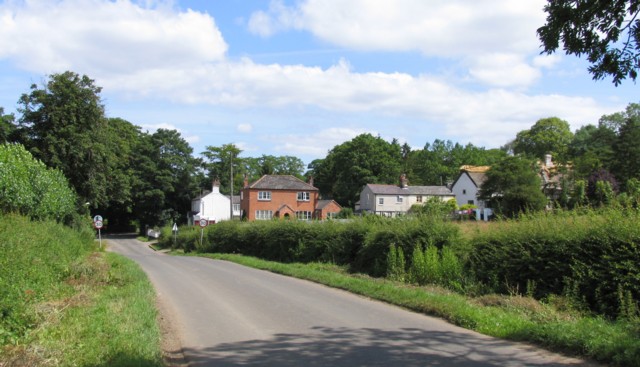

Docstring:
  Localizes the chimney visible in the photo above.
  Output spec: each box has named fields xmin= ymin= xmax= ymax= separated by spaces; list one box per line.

xmin=545 ymin=154 xmax=553 ymax=167
xmin=399 ymin=173 xmax=408 ymax=189
xmin=212 ymin=178 xmax=221 ymax=193
xmin=308 ymin=175 xmax=314 ymax=187
xmin=243 ymin=174 xmax=249 ymax=188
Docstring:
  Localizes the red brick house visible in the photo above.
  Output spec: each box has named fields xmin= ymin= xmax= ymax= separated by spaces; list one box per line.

xmin=241 ymin=175 xmax=331 ymax=221
xmin=315 ymin=200 xmax=342 ymax=220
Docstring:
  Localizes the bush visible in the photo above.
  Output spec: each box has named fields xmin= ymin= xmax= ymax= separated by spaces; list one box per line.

xmin=0 ymin=143 xmax=76 ymax=222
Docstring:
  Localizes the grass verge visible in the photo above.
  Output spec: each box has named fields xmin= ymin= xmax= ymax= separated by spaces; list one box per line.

xmin=195 ymin=252 xmax=640 ymax=367
xmin=1 ymin=250 xmax=163 ymax=366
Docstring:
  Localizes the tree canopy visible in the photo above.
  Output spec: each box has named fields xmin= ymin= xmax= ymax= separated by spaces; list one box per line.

xmin=538 ymin=0 xmax=640 ymax=85
xmin=512 ymin=117 xmax=573 ymax=162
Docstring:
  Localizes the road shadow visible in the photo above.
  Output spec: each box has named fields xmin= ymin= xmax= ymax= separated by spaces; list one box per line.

xmin=181 ymin=326 xmax=593 ymax=367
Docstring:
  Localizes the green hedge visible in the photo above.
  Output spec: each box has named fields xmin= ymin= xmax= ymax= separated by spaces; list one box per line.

xmin=160 ymin=216 xmax=463 ymax=277
xmin=0 ymin=143 xmax=76 ymax=222
xmin=470 ymin=209 xmax=640 ymax=317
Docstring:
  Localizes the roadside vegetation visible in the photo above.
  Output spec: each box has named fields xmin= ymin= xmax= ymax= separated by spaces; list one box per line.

xmin=163 ymin=207 xmax=640 ymax=366
xmin=0 ymin=215 xmax=163 ymax=366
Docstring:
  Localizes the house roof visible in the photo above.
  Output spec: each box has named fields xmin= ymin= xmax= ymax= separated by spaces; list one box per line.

xmin=466 ymin=171 xmax=488 ymax=187
xmin=451 ymin=166 xmax=489 ymax=190
xmin=248 ymin=175 xmax=318 ymax=191
xmin=316 ymin=199 xmax=341 ymax=210
xmin=365 ymin=184 xmax=452 ymax=196
xmin=192 ymin=190 xmax=211 ymax=202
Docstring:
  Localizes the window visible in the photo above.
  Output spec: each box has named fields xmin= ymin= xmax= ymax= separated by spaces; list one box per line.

xmin=396 ymin=196 xmax=403 ymax=203
xmin=467 ymin=200 xmax=474 ymax=205
xmin=297 ymin=192 xmax=310 ymax=201
xmin=258 ymin=191 xmax=271 ymax=201
xmin=327 ymin=212 xmax=338 ymax=219
xmin=233 ymin=203 xmax=240 ymax=212
xmin=296 ymin=211 xmax=312 ymax=220
xmin=255 ymin=210 xmax=273 ymax=220
xmin=463 ymin=189 xmax=467 ymax=195
xmin=378 ymin=197 xmax=384 ymax=205
xmin=416 ymin=195 xmax=422 ymax=203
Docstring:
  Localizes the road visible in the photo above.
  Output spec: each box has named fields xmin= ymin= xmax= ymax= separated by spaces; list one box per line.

xmin=108 ymin=236 xmax=595 ymax=367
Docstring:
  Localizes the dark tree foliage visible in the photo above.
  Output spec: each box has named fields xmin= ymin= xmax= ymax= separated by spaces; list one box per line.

xmin=612 ymin=105 xmax=640 ymax=186
xmin=538 ymin=0 xmax=640 ymax=85
xmin=587 ymin=168 xmax=619 ymax=205
xmin=201 ymin=143 xmax=243 ymax=195
xmin=15 ymin=71 xmax=110 ymax=208
xmin=311 ymin=134 xmax=402 ymax=206
xmin=479 ymin=156 xmax=547 ymax=217
xmin=0 ymin=107 xmax=15 ymax=143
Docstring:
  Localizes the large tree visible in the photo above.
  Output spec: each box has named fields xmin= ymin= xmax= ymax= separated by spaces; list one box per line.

xmin=201 ymin=143 xmax=243 ymax=195
xmin=512 ymin=117 xmax=573 ymax=162
xmin=0 ymin=107 xmax=15 ymax=143
xmin=15 ymin=71 xmax=110 ymax=208
xmin=538 ymin=0 xmax=640 ymax=85
xmin=311 ymin=134 xmax=402 ymax=206
xmin=479 ymin=156 xmax=547 ymax=217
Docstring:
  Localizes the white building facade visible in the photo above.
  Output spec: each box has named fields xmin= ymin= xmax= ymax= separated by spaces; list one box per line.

xmin=190 ymin=180 xmax=241 ymax=224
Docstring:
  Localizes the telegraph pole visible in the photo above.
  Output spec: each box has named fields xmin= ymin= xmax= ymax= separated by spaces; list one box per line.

xmin=229 ymin=150 xmax=234 ymax=220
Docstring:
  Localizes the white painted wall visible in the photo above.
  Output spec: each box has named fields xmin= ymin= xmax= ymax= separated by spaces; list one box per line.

xmin=451 ymin=173 xmax=485 ymax=209
xmin=192 ymin=185 xmax=231 ymax=223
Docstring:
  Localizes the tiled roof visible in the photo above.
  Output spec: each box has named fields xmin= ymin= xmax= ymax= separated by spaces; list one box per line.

xmin=366 ymin=184 xmax=452 ymax=196
xmin=316 ymin=199 xmax=341 ymax=210
xmin=249 ymin=175 xmax=318 ymax=191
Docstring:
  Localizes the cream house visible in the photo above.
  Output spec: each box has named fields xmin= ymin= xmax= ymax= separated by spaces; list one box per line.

xmin=451 ymin=166 xmax=493 ymax=220
xmin=358 ymin=174 xmax=454 ymax=217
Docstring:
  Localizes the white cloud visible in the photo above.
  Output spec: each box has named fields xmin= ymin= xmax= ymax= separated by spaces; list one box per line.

xmin=237 ymin=123 xmax=253 ymax=133
xmin=468 ymin=53 xmax=541 ymax=88
xmin=140 ymin=122 xmax=180 ymax=132
xmin=0 ymin=0 xmax=227 ymax=75
xmin=272 ymin=127 xmax=371 ymax=158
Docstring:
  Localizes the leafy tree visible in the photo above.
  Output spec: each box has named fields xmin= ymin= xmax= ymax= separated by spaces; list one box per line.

xmin=312 ymin=134 xmax=402 ymax=206
xmin=243 ymin=154 xmax=305 ymax=179
xmin=14 ymin=71 xmax=110 ymax=208
xmin=612 ymin=104 xmax=640 ymax=186
xmin=587 ymin=168 xmax=619 ymax=206
xmin=569 ymin=123 xmax=616 ymax=179
xmin=512 ymin=117 xmax=573 ymax=162
xmin=201 ymin=143 xmax=243 ymax=195
xmin=479 ymin=156 xmax=547 ymax=217
xmin=538 ymin=0 xmax=640 ymax=85
xmin=133 ymin=129 xmax=198 ymax=231
xmin=0 ymin=107 xmax=15 ymax=143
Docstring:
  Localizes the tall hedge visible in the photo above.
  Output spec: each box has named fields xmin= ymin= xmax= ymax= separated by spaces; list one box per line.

xmin=469 ymin=209 xmax=640 ymax=317
xmin=0 ymin=143 xmax=76 ymax=222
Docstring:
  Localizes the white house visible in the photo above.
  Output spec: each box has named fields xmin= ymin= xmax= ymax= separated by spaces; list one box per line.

xmin=358 ymin=174 xmax=455 ymax=217
xmin=190 ymin=180 xmax=241 ymax=224
xmin=450 ymin=166 xmax=493 ymax=220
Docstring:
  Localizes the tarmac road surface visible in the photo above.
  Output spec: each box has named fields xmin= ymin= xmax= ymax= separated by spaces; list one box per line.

xmin=108 ymin=236 xmax=597 ymax=367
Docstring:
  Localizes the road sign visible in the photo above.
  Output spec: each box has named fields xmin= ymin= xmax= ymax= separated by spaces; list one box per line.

xmin=94 ymin=220 xmax=103 ymax=229
xmin=199 ymin=218 xmax=208 ymax=228
xmin=172 ymin=223 xmax=178 ymax=232
xmin=93 ymin=215 xmax=103 ymax=223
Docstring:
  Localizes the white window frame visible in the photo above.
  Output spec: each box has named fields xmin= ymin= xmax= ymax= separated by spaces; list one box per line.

xmin=255 ymin=210 xmax=273 ymax=220
xmin=296 ymin=211 xmax=312 ymax=220
xmin=297 ymin=192 xmax=310 ymax=201
xmin=258 ymin=191 xmax=271 ymax=201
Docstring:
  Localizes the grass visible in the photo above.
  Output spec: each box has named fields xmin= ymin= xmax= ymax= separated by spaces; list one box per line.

xmin=193 ymin=252 xmax=640 ymax=367
xmin=1 ymin=214 xmax=163 ymax=366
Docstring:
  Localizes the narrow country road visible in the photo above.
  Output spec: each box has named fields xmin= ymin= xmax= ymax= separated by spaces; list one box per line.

xmin=108 ymin=236 xmax=595 ymax=367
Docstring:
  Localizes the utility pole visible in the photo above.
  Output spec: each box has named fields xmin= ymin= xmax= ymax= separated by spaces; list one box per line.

xmin=229 ymin=150 xmax=234 ymax=220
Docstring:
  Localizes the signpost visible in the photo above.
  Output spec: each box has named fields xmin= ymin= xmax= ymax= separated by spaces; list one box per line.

xmin=93 ymin=215 xmax=103 ymax=249
xmin=172 ymin=223 xmax=178 ymax=248
xmin=199 ymin=218 xmax=207 ymax=248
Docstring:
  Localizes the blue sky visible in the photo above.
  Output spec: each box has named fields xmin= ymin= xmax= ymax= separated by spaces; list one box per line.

xmin=0 ymin=0 xmax=637 ymax=166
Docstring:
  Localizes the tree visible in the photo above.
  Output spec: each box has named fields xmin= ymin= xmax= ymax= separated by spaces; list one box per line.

xmin=0 ymin=107 xmax=15 ymax=143
xmin=538 ymin=0 xmax=640 ymax=85
xmin=312 ymin=134 xmax=402 ymax=206
xmin=133 ymin=129 xmax=199 ymax=231
xmin=512 ymin=117 xmax=573 ymax=162
xmin=15 ymin=71 xmax=110 ymax=208
xmin=201 ymin=143 xmax=243 ymax=194
xmin=611 ymin=103 xmax=640 ymax=186
xmin=479 ymin=156 xmax=547 ymax=217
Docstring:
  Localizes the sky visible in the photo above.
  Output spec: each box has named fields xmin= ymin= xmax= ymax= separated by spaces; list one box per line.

xmin=0 ymin=0 xmax=637 ymax=167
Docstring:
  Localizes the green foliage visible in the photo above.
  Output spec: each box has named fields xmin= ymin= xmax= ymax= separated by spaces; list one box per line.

xmin=0 ymin=215 xmax=94 ymax=345
xmin=479 ymin=155 xmax=547 ymax=217
xmin=386 ymin=244 xmax=405 ymax=282
xmin=409 ymin=197 xmax=457 ymax=218
xmin=538 ymin=0 xmax=640 ymax=85
xmin=512 ymin=117 xmax=573 ymax=162
xmin=310 ymin=133 xmax=403 ymax=206
xmin=469 ymin=209 xmax=640 ymax=318
xmin=0 ymin=107 xmax=15 ymax=143
xmin=0 ymin=143 xmax=76 ymax=222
